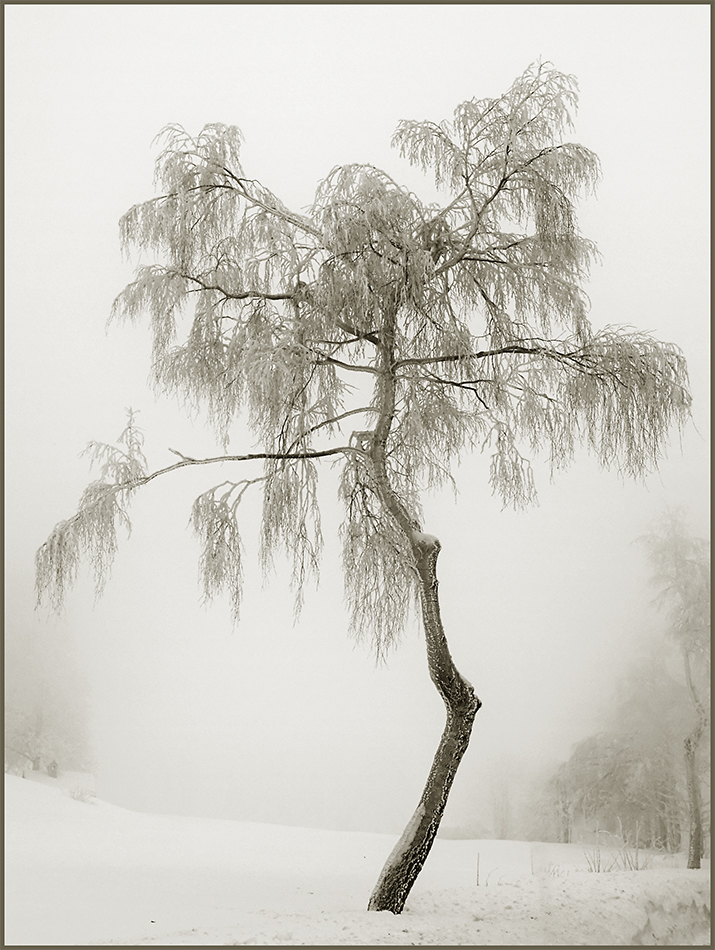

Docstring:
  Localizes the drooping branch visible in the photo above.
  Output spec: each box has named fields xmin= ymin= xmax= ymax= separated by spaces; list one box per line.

xmin=393 ymin=337 xmax=644 ymax=374
xmin=308 ymin=351 xmax=382 ymax=375
xmin=212 ymin=161 xmax=321 ymax=238
xmin=286 ymin=406 xmax=379 ymax=452
xmin=423 ymin=372 xmax=492 ymax=410
xmin=394 ymin=344 xmax=552 ymax=369
xmin=35 ymin=442 xmax=364 ymax=614
xmin=141 ymin=445 xmax=364 ymax=486
xmin=181 ymin=272 xmax=296 ymax=303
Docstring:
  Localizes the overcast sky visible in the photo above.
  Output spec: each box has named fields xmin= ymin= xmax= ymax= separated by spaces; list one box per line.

xmin=5 ymin=4 xmax=709 ymax=835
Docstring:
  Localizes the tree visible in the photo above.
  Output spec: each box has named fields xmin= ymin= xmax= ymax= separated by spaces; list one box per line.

xmin=640 ymin=510 xmax=710 ymax=868
xmin=5 ymin=625 xmax=93 ymax=777
xmin=539 ymin=616 xmax=708 ymax=858
xmin=487 ymin=759 xmax=515 ymax=840
xmin=606 ymin=645 xmax=690 ymax=854
xmin=548 ymin=684 xmax=685 ymax=853
xmin=35 ymin=63 xmax=692 ymax=913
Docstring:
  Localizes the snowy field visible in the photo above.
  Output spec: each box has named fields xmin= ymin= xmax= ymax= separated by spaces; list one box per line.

xmin=5 ymin=773 xmax=710 ymax=946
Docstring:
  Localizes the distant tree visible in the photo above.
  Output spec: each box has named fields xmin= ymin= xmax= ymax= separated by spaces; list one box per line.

xmin=488 ymin=762 xmax=514 ymax=840
xmin=35 ymin=64 xmax=692 ymax=913
xmin=606 ymin=646 xmax=690 ymax=853
xmin=549 ymin=764 xmax=575 ymax=844
xmin=540 ymin=634 xmax=706 ymax=855
xmin=640 ymin=510 xmax=710 ymax=868
xmin=555 ymin=727 xmax=683 ymax=852
xmin=4 ymin=703 xmax=82 ymax=775
xmin=5 ymin=627 xmax=93 ymax=777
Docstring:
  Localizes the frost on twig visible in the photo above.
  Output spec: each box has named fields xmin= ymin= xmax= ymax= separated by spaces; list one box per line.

xmin=35 ymin=411 xmax=148 ymax=612
xmin=37 ymin=64 xmax=692 ymax=655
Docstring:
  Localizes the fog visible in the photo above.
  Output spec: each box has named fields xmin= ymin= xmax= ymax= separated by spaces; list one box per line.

xmin=5 ymin=6 xmax=709 ymax=837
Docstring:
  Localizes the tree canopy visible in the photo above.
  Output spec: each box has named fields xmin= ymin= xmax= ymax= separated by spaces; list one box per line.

xmin=36 ymin=63 xmax=691 ymax=659
xmin=640 ymin=510 xmax=710 ymax=668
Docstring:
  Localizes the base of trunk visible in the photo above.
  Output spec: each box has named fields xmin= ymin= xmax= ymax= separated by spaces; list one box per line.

xmin=367 ymin=694 xmax=480 ymax=914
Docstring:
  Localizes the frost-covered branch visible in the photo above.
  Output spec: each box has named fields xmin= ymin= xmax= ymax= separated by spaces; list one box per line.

xmin=39 ymin=62 xmax=692 ymax=650
xmin=35 ymin=432 xmax=363 ymax=615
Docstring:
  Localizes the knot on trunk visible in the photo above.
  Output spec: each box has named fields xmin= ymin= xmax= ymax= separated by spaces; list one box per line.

xmin=451 ymin=676 xmax=482 ymax=720
xmin=411 ymin=531 xmax=440 ymax=572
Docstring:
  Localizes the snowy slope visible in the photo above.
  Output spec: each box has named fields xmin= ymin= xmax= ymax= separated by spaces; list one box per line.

xmin=5 ymin=774 xmax=710 ymax=946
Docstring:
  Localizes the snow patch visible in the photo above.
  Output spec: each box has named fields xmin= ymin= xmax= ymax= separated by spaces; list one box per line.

xmin=410 ymin=531 xmax=439 ymax=548
xmin=5 ymin=775 xmax=711 ymax=946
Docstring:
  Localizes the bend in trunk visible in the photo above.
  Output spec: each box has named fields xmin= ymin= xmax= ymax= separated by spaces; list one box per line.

xmin=367 ymin=529 xmax=480 ymax=914
xmin=365 ymin=314 xmax=480 ymax=914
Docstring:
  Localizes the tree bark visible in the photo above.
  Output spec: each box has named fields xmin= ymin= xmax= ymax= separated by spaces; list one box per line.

xmin=684 ymin=727 xmax=704 ymax=869
xmin=682 ymin=650 xmax=706 ymax=870
xmin=367 ymin=532 xmax=481 ymax=914
xmin=365 ymin=308 xmax=480 ymax=914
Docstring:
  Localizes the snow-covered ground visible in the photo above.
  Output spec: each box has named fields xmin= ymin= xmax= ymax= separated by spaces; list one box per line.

xmin=5 ymin=773 xmax=710 ymax=946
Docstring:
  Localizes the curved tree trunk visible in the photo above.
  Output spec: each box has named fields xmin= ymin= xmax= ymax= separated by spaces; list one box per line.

xmin=365 ymin=309 xmax=480 ymax=914
xmin=367 ymin=532 xmax=481 ymax=914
